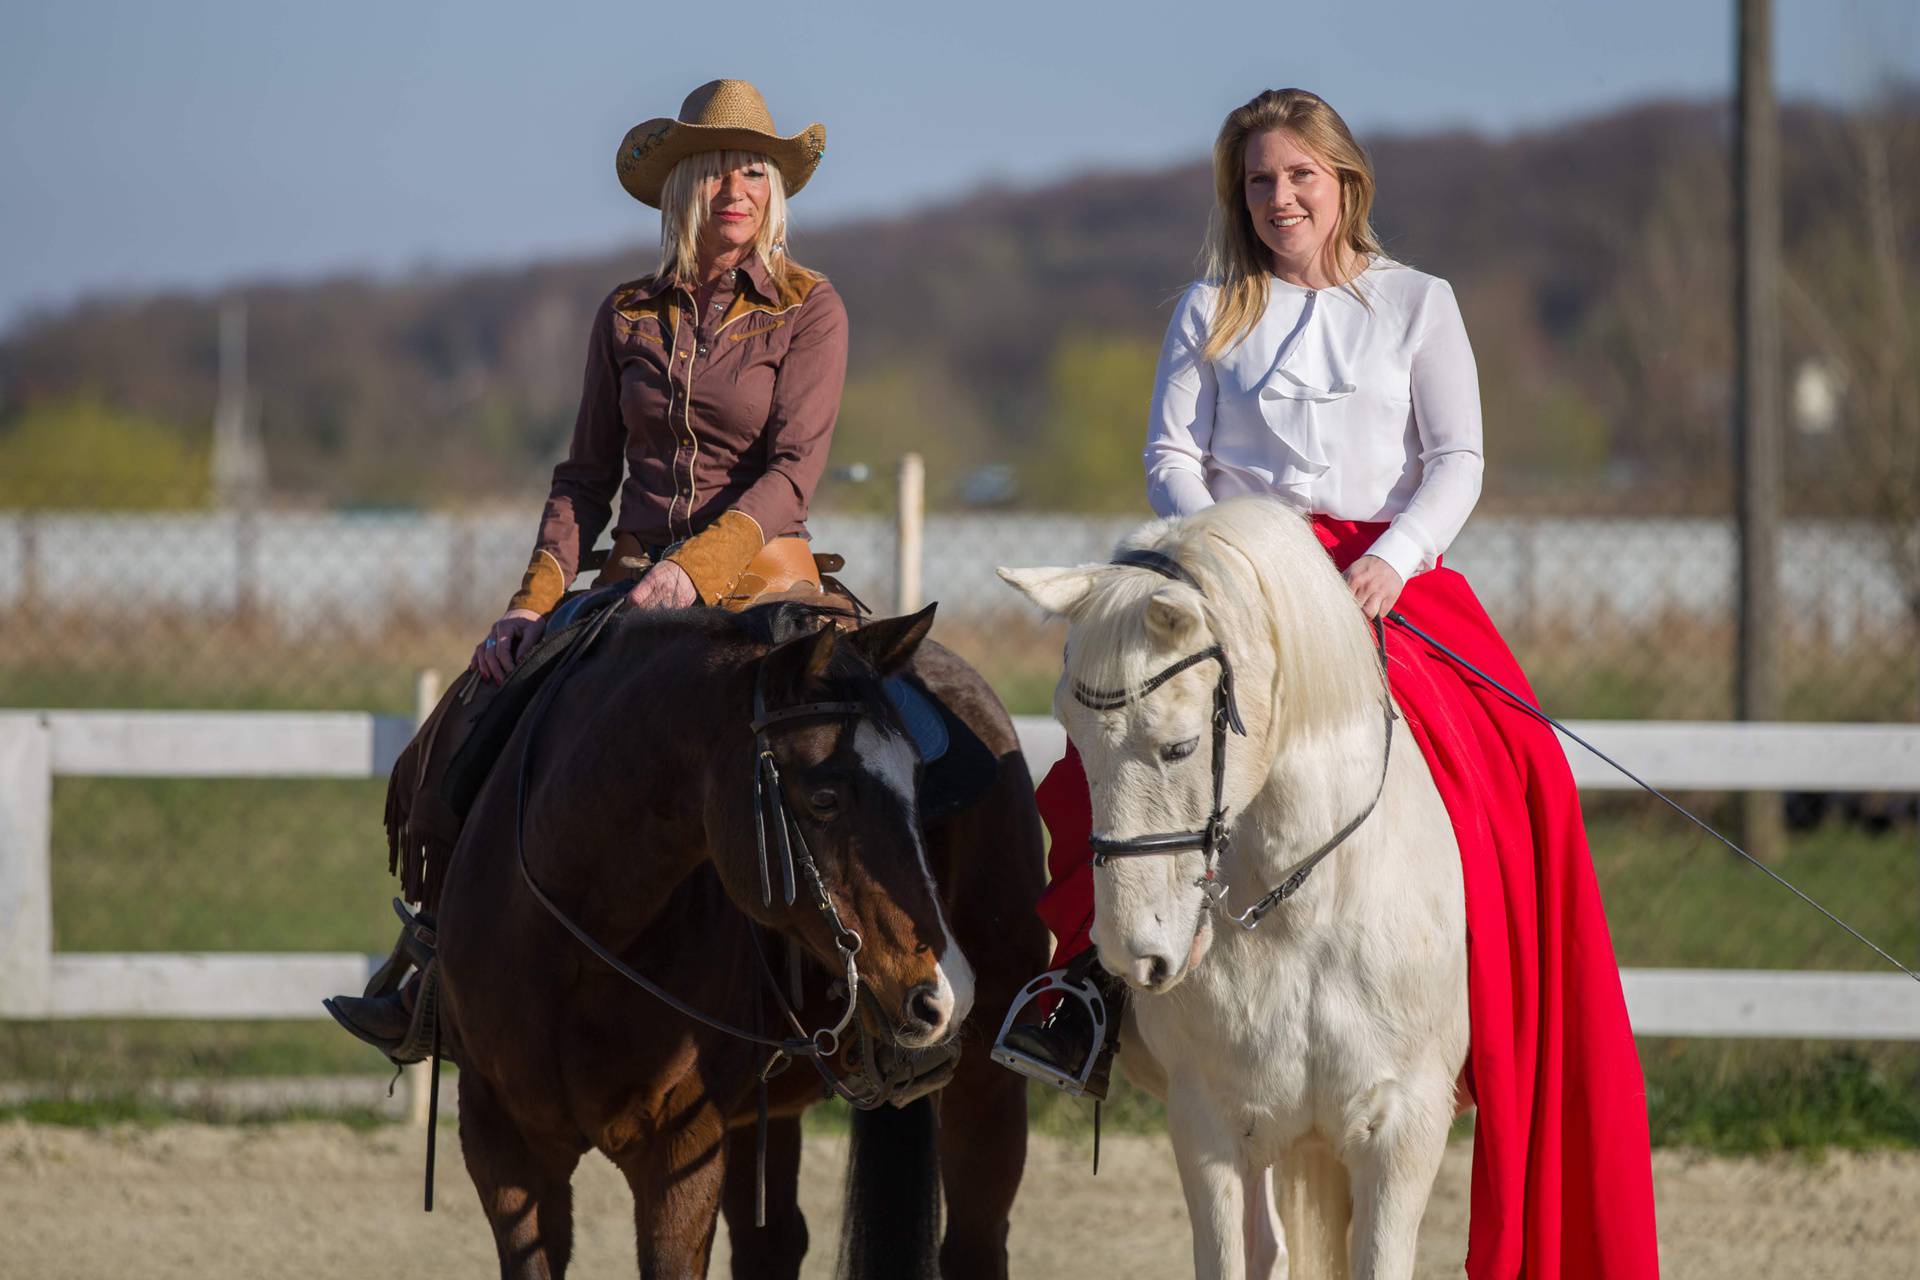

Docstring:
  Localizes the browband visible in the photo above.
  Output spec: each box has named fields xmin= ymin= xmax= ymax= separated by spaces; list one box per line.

xmin=1112 ymin=548 xmax=1201 ymax=591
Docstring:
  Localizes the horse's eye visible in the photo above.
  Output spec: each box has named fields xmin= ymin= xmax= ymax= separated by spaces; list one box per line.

xmin=808 ymin=787 xmax=841 ymax=814
xmin=1160 ymin=738 xmax=1200 ymax=762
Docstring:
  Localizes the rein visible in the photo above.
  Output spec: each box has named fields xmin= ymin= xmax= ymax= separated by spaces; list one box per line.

xmin=509 ymin=599 xmax=910 ymax=1096
xmin=1385 ymin=609 xmax=1920 ymax=986
xmin=1072 ymin=549 xmax=1396 ymax=931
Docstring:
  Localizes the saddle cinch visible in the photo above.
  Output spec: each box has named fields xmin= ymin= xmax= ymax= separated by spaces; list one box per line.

xmin=384 ymin=536 xmax=861 ymax=918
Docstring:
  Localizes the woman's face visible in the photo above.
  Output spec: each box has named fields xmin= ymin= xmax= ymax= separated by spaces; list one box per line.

xmin=699 ymin=158 xmax=771 ymax=258
xmin=1243 ymin=129 xmax=1342 ymax=274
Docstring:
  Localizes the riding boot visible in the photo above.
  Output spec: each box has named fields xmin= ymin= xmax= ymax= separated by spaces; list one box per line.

xmin=322 ymin=899 xmax=441 ymax=1064
xmin=324 ymin=981 xmax=415 ymax=1050
xmin=997 ymin=950 xmax=1127 ymax=1099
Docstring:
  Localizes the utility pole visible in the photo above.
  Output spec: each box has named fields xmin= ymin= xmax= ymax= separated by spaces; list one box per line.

xmin=1735 ymin=0 xmax=1784 ymax=860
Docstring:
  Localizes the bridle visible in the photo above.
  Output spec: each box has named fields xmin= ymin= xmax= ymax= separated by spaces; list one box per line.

xmin=1071 ymin=548 xmax=1397 ymax=930
xmin=511 ymin=598 xmax=918 ymax=1108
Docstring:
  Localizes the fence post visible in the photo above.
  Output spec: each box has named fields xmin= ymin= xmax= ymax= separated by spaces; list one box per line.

xmin=404 ymin=669 xmax=442 ymax=1127
xmin=0 ymin=715 xmax=53 ymax=1017
xmin=1735 ymin=0 xmax=1784 ymax=861
xmin=895 ymin=453 xmax=925 ymax=615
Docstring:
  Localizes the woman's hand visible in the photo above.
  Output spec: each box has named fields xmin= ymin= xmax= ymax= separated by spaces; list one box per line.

xmin=471 ymin=608 xmax=546 ymax=684
xmin=626 ymin=560 xmax=699 ymax=610
xmin=1344 ymin=555 xmax=1405 ymax=621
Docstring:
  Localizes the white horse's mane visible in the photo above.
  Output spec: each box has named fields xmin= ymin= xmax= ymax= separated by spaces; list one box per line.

xmin=1067 ymin=497 xmax=1386 ymax=737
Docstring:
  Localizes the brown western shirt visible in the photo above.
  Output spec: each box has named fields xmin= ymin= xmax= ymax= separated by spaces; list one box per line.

xmin=511 ymin=255 xmax=849 ymax=610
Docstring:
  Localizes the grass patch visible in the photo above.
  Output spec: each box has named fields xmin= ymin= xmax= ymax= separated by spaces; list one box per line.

xmin=0 ymin=1092 xmax=389 ymax=1131
xmin=1643 ymin=1042 xmax=1920 ymax=1155
xmin=50 ymin=776 xmax=394 ymax=954
xmin=1587 ymin=802 xmax=1920 ymax=972
xmin=0 ymin=1021 xmax=393 ymax=1084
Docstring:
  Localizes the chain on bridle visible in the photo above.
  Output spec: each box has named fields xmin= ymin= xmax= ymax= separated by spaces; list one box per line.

xmin=1070 ymin=548 xmax=1396 ymax=930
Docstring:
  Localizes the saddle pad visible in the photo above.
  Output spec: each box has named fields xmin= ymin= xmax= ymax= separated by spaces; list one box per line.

xmin=884 ymin=677 xmax=949 ymax=765
xmin=892 ymin=674 xmax=1000 ymax=822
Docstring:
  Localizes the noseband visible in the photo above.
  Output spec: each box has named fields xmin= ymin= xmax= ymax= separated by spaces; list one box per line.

xmin=1070 ymin=548 xmax=1396 ymax=930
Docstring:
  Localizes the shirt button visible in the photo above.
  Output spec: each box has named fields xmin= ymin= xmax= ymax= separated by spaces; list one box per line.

xmin=697 ymin=345 xmax=708 ymax=356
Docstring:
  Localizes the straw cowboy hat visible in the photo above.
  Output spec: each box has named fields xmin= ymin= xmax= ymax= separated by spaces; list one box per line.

xmin=616 ymin=80 xmax=826 ymax=208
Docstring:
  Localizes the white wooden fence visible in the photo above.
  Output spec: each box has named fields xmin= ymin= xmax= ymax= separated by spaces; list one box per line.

xmin=3 ymin=710 xmax=1919 ymax=1039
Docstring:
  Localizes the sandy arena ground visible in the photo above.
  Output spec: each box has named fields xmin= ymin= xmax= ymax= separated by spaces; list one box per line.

xmin=3 ymin=1120 xmax=1917 ymax=1277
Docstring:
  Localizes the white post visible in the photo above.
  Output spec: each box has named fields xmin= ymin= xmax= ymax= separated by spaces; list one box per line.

xmin=0 ymin=715 xmax=53 ymax=1017
xmin=895 ymin=452 xmax=925 ymax=616
xmin=404 ymin=670 xmax=442 ymax=1127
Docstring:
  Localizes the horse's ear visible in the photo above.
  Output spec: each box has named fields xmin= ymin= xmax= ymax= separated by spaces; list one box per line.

xmin=1144 ymin=585 xmax=1203 ymax=646
xmin=848 ymin=603 xmax=937 ymax=677
xmin=997 ymin=565 xmax=1100 ymax=618
xmin=762 ymin=622 xmax=840 ymax=694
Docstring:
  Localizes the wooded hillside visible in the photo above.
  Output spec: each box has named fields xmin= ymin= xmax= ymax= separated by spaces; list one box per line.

xmin=2 ymin=94 xmax=1913 ymax=514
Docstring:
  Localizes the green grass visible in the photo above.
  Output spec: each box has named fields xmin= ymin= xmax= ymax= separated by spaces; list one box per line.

xmin=0 ymin=1093 xmax=388 ymax=1132
xmin=49 ymin=776 xmax=395 ymax=953
xmin=1641 ymin=1042 xmax=1920 ymax=1155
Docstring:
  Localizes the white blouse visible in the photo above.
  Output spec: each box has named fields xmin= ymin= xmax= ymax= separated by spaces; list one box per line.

xmin=1144 ymin=261 xmax=1484 ymax=582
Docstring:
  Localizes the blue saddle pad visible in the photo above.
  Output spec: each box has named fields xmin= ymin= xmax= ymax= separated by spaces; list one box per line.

xmin=884 ymin=677 xmax=950 ymax=765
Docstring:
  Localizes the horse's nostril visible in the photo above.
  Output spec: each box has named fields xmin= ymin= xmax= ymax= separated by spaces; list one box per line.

xmin=906 ymin=983 xmax=944 ymax=1029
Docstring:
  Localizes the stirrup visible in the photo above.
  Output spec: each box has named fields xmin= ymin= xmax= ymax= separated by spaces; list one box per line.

xmin=327 ymin=899 xmax=443 ymax=1066
xmin=990 ymin=968 xmax=1111 ymax=1097
xmin=365 ymin=898 xmax=438 ymax=998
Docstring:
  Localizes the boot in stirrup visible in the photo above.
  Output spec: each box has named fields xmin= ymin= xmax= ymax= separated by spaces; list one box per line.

xmin=323 ymin=899 xmax=442 ymax=1065
xmin=992 ymin=950 xmax=1126 ymax=1099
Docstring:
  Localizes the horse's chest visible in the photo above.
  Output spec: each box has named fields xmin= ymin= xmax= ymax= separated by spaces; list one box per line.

xmin=1139 ymin=941 xmax=1386 ymax=1128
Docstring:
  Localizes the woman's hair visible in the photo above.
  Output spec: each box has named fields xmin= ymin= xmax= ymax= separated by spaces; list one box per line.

xmin=655 ymin=149 xmax=794 ymax=290
xmin=1199 ymin=88 xmax=1384 ymax=361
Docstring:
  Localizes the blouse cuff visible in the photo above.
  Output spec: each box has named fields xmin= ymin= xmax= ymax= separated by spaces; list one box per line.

xmin=664 ymin=509 xmax=766 ymax=605
xmin=1361 ymin=524 xmax=1430 ymax=585
xmin=506 ymin=549 xmax=566 ymax=615
xmin=1152 ymin=467 xmax=1215 ymax=518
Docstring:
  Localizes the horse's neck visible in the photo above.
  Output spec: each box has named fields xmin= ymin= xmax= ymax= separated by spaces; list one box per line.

xmin=526 ymin=660 xmax=731 ymax=946
xmin=1236 ymin=705 xmax=1392 ymax=906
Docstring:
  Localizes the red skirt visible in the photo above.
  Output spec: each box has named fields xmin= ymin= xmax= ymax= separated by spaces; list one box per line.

xmin=1034 ymin=515 xmax=1660 ymax=1280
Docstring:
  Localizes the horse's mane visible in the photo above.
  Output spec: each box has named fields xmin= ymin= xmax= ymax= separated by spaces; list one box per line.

xmin=1067 ymin=497 xmax=1385 ymax=738
xmin=599 ymin=601 xmax=901 ymax=728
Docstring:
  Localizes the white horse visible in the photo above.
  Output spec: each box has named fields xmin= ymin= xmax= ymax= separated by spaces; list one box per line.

xmin=1001 ymin=496 xmax=1468 ymax=1280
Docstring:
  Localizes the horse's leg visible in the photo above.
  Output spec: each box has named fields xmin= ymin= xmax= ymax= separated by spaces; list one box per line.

xmin=718 ymin=1116 xmax=807 ymax=1280
xmin=458 ymin=1071 xmax=584 ymax=1280
xmin=1275 ymin=1139 xmax=1352 ymax=1280
xmin=613 ymin=1102 xmax=730 ymax=1280
xmin=1243 ymin=1164 xmax=1286 ymax=1280
xmin=934 ymin=1042 xmax=1027 ymax=1279
xmin=1343 ymin=1080 xmax=1450 ymax=1280
xmin=1167 ymin=1079 xmax=1250 ymax=1280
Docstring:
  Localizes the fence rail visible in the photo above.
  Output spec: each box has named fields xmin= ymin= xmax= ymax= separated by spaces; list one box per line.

xmin=3 ymin=709 xmax=1918 ymax=1038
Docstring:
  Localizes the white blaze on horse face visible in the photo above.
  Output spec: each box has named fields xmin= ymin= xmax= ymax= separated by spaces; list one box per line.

xmin=852 ymin=719 xmax=974 ymax=1034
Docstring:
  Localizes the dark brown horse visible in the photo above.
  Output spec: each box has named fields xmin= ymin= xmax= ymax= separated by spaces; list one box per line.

xmin=432 ymin=601 xmax=1048 ymax=1278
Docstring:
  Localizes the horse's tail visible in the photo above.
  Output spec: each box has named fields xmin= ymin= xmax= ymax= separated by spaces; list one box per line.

xmin=1276 ymin=1139 xmax=1353 ymax=1279
xmin=835 ymin=1095 xmax=942 ymax=1280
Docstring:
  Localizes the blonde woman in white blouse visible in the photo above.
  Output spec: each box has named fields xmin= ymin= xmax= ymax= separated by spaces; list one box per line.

xmin=1004 ymin=88 xmax=1661 ymax=1280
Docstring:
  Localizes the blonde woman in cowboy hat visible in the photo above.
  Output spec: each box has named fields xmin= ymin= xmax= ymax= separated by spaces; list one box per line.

xmin=475 ymin=77 xmax=844 ymax=680
xmin=327 ymin=79 xmax=847 ymax=1056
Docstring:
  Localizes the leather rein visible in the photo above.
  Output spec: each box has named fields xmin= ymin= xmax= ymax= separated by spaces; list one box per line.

xmin=510 ymin=597 xmax=897 ymax=1108
xmin=1071 ymin=549 xmax=1397 ymax=931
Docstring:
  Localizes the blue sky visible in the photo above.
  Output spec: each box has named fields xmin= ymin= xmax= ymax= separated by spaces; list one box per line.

xmin=1 ymin=0 xmax=1914 ymax=330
